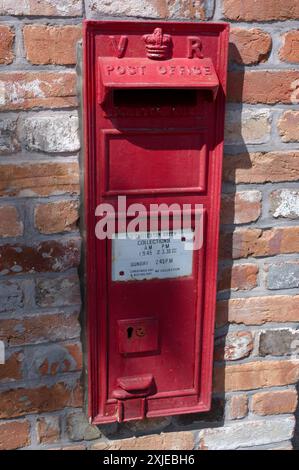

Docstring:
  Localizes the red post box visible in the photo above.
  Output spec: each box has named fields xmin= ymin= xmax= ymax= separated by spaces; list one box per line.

xmin=83 ymin=20 xmax=229 ymax=423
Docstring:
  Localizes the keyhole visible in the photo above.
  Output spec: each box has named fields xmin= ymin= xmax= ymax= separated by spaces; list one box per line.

xmin=127 ymin=327 xmax=133 ymax=339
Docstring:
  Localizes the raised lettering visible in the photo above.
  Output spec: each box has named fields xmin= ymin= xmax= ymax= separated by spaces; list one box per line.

xmin=116 ymin=66 xmax=126 ymax=75
xmin=106 ymin=65 xmax=114 ymax=75
xmin=187 ymin=36 xmax=203 ymax=59
xmin=109 ymin=35 xmax=128 ymax=58
xmin=158 ymin=66 xmax=167 ymax=75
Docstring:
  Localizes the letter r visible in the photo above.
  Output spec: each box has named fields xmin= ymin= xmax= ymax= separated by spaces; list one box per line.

xmin=187 ymin=36 xmax=203 ymax=58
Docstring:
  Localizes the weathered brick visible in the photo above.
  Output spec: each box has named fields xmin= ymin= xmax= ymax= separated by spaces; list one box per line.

xmin=262 ymin=442 xmax=293 ymax=450
xmin=224 ymin=152 xmax=299 ymax=184
xmin=0 ymin=344 xmax=82 ymax=383
xmin=223 ymin=0 xmax=299 ymax=21
xmin=220 ymin=227 xmax=299 ymax=260
xmin=67 ymin=411 xmax=101 ymax=441
xmin=228 ymin=71 xmax=299 ymax=104
xmin=86 ymin=0 xmax=208 ymax=19
xmin=0 ymin=239 xmax=80 ymax=275
xmin=0 ymin=0 xmax=82 ymax=16
xmin=252 ymin=390 xmax=298 ymax=416
xmin=213 ymin=360 xmax=299 ymax=393
xmin=0 ymin=206 xmax=23 ymax=238
xmin=0 ymin=420 xmax=30 ymax=450
xmin=225 ymin=109 xmax=271 ymax=145
xmin=23 ymin=25 xmax=82 ymax=65
xmin=0 ymin=161 xmax=79 ymax=198
xmin=259 ymin=329 xmax=299 ymax=356
xmin=36 ymin=275 xmax=81 ymax=308
xmin=218 ymin=264 xmax=258 ymax=292
xmin=0 ymin=279 xmax=24 ymax=313
xmin=266 ymin=261 xmax=299 ymax=290
xmin=91 ymin=431 xmax=194 ymax=450
xmin=270 ymin=189 xmax=299 ymax=219
xmin=221 ymin=191 xmax=261 ymax=225
xmin=36 ymin=416 xmax=60 ymax=444
xmin=198 ymin=417 xmax=295 ymax=450
xmin=21 ymin=113 xmax=80 ymax=153
xmin=227 ymin=394 xmax=248 ymax=420
xmin=35 ymin=200 xmax=79 ymax=234
xmin=61 ymin=444 xmax=86 ymax=450
xmin=0 ymin=351 xmax=23 ymax=383
xmin=229 ymin=28 xmax=272 ymax=65
xmin=0 ymin=117 xmax=20 ymax=155
xmin=0 ymin=72 xmax=77 ymax=111
xmin=0 ymin=311 xmax=80 ymax=346
xmin=174 ymin=398 xmax=224 ymax=426
xmin=0 ymin=379 xmax=82 ymax=419
xmin=224 ymin=331 xmax=253 ymax=361
xmin=216 ymin=295 xmax=299 ymax=327
xmin=125 ymin=416 xmax=171 ymax=433
xmin=26 ymin=342 xmax=82 ymax=378
xmin=280 ymin=30 xmax=299 ymax=63
xmin=278 ymin=110 xmax=299 ymax=142
xmin=0 ymin=25 xmax=14 ymax=65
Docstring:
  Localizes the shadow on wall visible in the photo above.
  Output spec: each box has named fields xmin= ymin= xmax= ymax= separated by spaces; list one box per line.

xmin=292 ymin=383 xmax=299 ymax=449
xmin=88 ymin=43 xmax=252 ymax=444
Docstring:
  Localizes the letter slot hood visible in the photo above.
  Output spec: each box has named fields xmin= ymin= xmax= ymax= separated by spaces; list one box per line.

xmin=98 ymin=57 xmax=219 ymax=104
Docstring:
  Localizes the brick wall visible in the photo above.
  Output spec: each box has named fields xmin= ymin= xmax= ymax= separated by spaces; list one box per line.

xmin=0 ymin=0 xmax=298 ymax=450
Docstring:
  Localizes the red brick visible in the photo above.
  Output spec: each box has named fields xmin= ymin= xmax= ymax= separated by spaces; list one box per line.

xmin=220 ymin=226 xmax=299 ymax=260
xmin=213 ymin=360 xmax=299 ymax=393
xmin=227 ymin=394 xmax=248 ymax=419
xmin=35 ymin=200 xmax=79 ymax=234
xmin=223 ymin=0 xmax=299 ymax=21
xmin=0 ymin=239 xmax=80 ymax=275
xmin=216 ymin=295 xmax=299 ymax=327
xmin=221 ymin=191 xmax=261 ymax=224
xmin=223 ymin=152 xmax=299 ymax=184
xmin=91 ymin=432 xmax=194 ymax=450
xmin=0 ymin=71 xmax=77 ymax=111
xmin=228 ymin=71 xmax=299 ymax=104
xmin=0 ymin=351 xmax=23 ymax=383
xmin=0 ymin=311 xmax=80 ymax=346
xmin=0 ymin=420 xmax=30 ymax=450
xmin=0 ymin=379 xmax=82 ymax=419
xmin=229 ymin=28 xmax=272 ymax=65
xmin=280 ymin=30 xmax=299 ymax=63
xmin=278 ymin=110 xmax=299 ymax=142
xmin=36 ymin=416 xmax=60 ymax=444
xmin=0 ymin=161 xmax=79 ymax=198
xmin=252 ymin=390 xmax=298 ymax=415
xmin=23 ymin=25 xmax=82 ymax=65
xmin=218 ymin=264 xmax=258 ymax=292
xmin=0 ymin=206 xmax=23 ymax=237
xmin=0 ymin=25 xmax=14 ymax=65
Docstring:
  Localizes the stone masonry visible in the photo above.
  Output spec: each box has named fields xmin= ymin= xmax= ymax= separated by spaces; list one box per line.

xmin=0 ymin=0 xmax=298 ymax=450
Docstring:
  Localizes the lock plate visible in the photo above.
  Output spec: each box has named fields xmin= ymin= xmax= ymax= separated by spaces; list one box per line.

xmin=118 ymin=317 xmax=159 ymax=355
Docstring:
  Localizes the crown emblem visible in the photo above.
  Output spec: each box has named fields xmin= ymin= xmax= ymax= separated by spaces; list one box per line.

xmin=143 ymin=28 xmax=172 ymax=60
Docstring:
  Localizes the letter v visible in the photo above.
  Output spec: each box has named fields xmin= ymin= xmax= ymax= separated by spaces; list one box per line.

xmin=109 ymin=35 xmax=128 ymax=58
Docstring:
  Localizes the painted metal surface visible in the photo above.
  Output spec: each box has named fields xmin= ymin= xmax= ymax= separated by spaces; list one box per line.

xmin=83 ymin=20 xmax=229 ymax=423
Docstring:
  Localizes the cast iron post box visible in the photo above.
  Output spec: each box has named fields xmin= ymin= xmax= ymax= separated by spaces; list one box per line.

xmin=83 ymin=20 xmax=229 ymax=423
